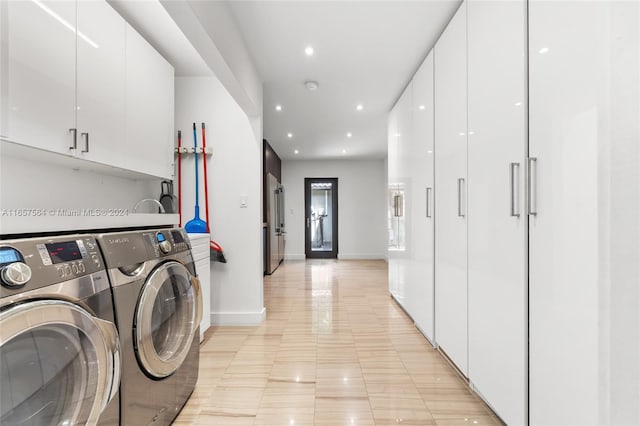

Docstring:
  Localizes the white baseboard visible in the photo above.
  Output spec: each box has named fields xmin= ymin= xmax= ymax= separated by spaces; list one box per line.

xmin=337 ymin=254 xmax=385 ymax=260
xmin=210 ymin=307 xmax=266 ymax=326
xmin=284 ymin=254 xmax=305 ymax=260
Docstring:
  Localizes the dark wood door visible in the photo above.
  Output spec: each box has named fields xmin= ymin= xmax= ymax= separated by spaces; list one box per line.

xmin=305 ymin=178 xmax=338 ymax=259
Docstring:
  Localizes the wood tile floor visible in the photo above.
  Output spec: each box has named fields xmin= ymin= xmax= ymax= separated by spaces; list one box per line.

xmin=174 ymin=260 xmax=502 ymax=426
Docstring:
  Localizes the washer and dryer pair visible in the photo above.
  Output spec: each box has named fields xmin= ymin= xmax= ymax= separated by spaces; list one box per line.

xmin=0 ymin=227 xmax=201 ymax=426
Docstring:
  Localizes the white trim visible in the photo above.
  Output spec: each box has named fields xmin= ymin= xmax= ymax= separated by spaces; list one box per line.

xmin=284 ymin=254 xmax=306 ymax=260
xmin=210 ymin=307 xmax=266 ymax=326
xmin=337 ymin=254 xmax=385 ymax=260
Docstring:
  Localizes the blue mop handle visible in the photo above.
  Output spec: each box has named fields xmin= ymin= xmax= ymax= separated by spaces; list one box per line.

xmin=193 ymin=122 xmax=199 ymax=210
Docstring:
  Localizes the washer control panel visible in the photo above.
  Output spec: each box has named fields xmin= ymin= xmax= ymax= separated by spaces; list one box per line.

xmin=0 ymin=235 xmax=104 ymax=293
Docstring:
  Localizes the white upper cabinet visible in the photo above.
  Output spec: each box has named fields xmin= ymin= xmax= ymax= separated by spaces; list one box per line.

xmin=529 ymin=2 xmax=640 ymax=424
xmin=1 ymin=0 xmax=174 ymax=179
xmin=408 ymin=51 xmax=435 ymax=341
xmin=467 ymin=0 xmax=527 ymax=424
xmin=3 ymin=0 xmax=76 ymax=153
xmin=434 ymin=1 xmax=468 ymax=376
xmin=76 ymin=0 xmax=126 ymax=164
xmin=125 ymin=25 xmax=175 ymax=179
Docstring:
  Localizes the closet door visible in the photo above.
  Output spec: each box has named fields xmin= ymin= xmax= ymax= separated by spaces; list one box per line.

xmin=434 ymin=1 xmax=468 ymax=375
xmin=410 ymin=51 xmax=435 ymax=341
xmin=467 ymin=0 xmax=527 ymax=424
xmin=529 ymin=2 xmax=640 ymax=424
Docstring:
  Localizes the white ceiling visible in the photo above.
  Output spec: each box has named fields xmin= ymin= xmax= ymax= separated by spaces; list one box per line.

xmin=227 ymin=0 xmax=461 ymax=160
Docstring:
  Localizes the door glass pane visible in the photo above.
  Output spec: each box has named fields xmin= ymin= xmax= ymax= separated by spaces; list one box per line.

xmin=151 ymin=272 xmax=195 ymax=361
xmin=311 ymin=182 xmax=333 ymax=252
xmin=1 ymin=325 xmax=96 ymax=425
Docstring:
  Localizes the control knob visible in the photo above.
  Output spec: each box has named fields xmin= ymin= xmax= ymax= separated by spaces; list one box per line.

xmin=159 ymin=240 xmax=172 ymax=254
xmin=1 ymin=262 xmax=32 ymax=287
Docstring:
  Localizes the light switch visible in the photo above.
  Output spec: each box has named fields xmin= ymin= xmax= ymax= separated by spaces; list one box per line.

xmin=240 ymin=195 xmax=248 ymax=208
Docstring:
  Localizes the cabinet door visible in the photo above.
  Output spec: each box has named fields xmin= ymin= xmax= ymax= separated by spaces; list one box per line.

xmin=4 ymin=0 xmax=75 ymax=153
xmin=125 ymin=25 xmax=175 ymax=179
xmin=467 ymin=0 xmax=527 ymax=424
xmin=529 ymin=2 xmax=640 ymax=425
xmin=389 ymin=85 xmax=411 ymax=308
xmin=76 ymin=0 xmax=125 ymax=164
xmin=410 ymin=51 xmax=435 ymax=341
xmin=434 ymin=1 xmax=468 ymax=375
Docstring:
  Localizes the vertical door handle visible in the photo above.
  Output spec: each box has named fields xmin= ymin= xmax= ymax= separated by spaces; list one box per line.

xmin=426 ymin=187 xmax=432 ymax=218
xmin=393 ymin=194 xmax=398 ymax=217
xmin=69 ymin=128 xmax=77 ymax=150
xmin=527 ymin=157 xmax=537 ymax=215
xmin=306 ymin=217 xmax=310 ymax=228
xmin=510 ymin=162 xmax=520 ymax=217
xmin=81 ymin=132 xmax=89 ymax=153
xmin=457 ymin=178 xmax=465 ymax=217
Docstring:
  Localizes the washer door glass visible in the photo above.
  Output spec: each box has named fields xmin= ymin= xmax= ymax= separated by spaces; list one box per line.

xmin=0 ymin=300 xmax=117 ymax=426
xmin=135 ymin=261 xmax=201 ymax=378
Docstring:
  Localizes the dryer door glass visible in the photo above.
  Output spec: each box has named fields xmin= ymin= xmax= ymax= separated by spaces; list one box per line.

xmin=0 ymin=300 xmax=118 ymax=425
xmin=136 ymin=261 xmax=202 ymax=378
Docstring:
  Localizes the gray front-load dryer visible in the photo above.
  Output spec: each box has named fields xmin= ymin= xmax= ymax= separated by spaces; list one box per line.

xmin=96 ymin=228 xmax=201 ymax=426
xmin=0 ymin=234 xmax=121 ymax=425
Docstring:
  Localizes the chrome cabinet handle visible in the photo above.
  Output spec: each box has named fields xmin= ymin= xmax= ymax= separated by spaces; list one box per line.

xmin=510 ymin=162 xmax=520 ymax=217
xmin=69 ymin=128 xmax=77 ymax=150
xmin=457 ymin=178 xmax=465 ymax=217
xmin=527 ymin=157 xmax=537 ymax=215
xmin=394 ymin=194 xmax=404 ymax=217
xmin=81 ymin=132 xmax=89 ymax=153
xmin=426 ymin=187 xmax=432 ymax=218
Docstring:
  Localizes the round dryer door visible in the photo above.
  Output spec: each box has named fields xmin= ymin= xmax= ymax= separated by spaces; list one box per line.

xmin=0 ymin=300 xmax=120 ymax=425
xmin=135 ymin=261 xmax=202 ymax=378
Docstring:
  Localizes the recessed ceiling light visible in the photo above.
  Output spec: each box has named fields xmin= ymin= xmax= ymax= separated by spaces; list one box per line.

xmin=294 ymin=149 xmax=299 ymax=155
xmin=342 ymin=149 xmax=347 ymax=154
xmin=538 ymin=47 xmax=549 ymax=54
xmin=346 ymin=132 xmax=352 ymax=138
xmin=418 ymin=105 xmax=426 ymax=110
xmin=304 ymin=80 xmax=319 ymax=91
xmin=514 ymin=101 xmax=522 ymax=106
xmin=305 ymin=45 xmax=314 ymax=56
xmin=287 ymin=133 xmax=293 ymax=138
xmin=275 ymin=104 xmax=282 ymax=111
xmin=356 ymin=104 xmax=363 ymax=111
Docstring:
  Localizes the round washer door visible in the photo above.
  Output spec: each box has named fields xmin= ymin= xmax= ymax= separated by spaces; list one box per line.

xmin=135 ymin=261 xmax=202 ymax=378
xmin=0 ymin=299 xmax=120 ymax=425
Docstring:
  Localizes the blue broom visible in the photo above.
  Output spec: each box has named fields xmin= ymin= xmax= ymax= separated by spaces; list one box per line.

xmin=184 ymin=123 xmax=207 ymax=233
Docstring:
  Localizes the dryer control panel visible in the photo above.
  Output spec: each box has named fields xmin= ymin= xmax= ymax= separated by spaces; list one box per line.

xmin=0 ymin=235 xmax=105 ymax=294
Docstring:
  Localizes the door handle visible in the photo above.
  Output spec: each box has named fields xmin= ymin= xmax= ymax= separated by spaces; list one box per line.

xmin=306 ymin=217 xmax=310 ymax=228
xmin=69 ymin=128 xmax=77 ymax=150
xmin=457 ymin=178 xmax=465 ymax=217
xmin=81 ymin=132 xmax=89 ymax=153
xmin=426 ymin=187 xmax=432 ymax=218
xmin=527 ymin=157 xmax=537 ymax=215
xmin=510 ymin=162 xmax=520 ymax=217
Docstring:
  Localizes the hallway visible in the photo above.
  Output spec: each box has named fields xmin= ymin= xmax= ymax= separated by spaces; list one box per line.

xmin=175 ymin=260 xmax=501 ymax=425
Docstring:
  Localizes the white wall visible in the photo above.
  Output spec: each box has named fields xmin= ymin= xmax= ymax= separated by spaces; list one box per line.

xmin=0 ymin=151 xmax=160 ymax=228
xmin=161 ymin=0 xmax=262 ymax=118
xmin=282 ymin=159 xmax=386 ymax=260
xmin=175 ymin=76 xmax=264 ymax=325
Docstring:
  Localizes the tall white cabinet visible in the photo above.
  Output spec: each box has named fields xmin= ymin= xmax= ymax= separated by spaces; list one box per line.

xmin=529 ymin=1 xmax=640 ymax=424
xmin=434 ymin=1 xmax=468 ymax=375
xmin=389 ymin=0 xmax=640 ymax=424
xmin=388 ymin=52 xmax=435 ymax=342
xmin=408 ymin=52 xmax=435 ymax=340
xmin=467 ymin=1 xmax=527 ymax=424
